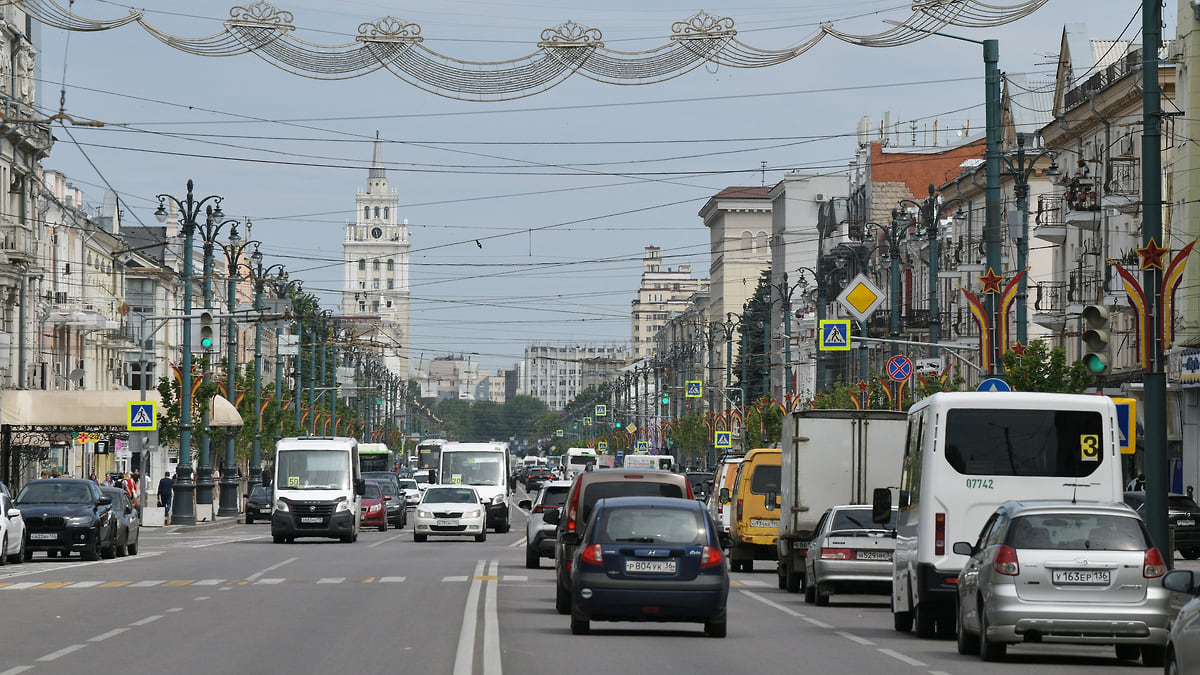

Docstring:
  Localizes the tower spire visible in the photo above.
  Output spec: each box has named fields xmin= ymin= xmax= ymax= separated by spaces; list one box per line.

xmin=369 ymin=130 xmax=385 ymax=179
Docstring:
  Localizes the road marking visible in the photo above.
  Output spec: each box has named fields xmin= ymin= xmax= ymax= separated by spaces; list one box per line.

xmin=167 ymin=607 xmax=183 ymax=613
xmin=99 ymin=581 xmax=131 ymax=588
xmin=502 ymin=575 xmax=527 ymax=582
xmin=33 ymin=582 xmax=73 ymax=589
xmin=163 ymin=580 xmax=194 ymax=587
xmin=3 ymin=582 xmax=40 ymax=590
xmin=87 ymin=628 xmax=129 ymax=642
xmin=507 ymin=539 xmax=524 ymax=549
xmin=740 ymin=590 xmax=806 ymax=617
xmin=130 ymin=580 xmax=164 ymax=588
xmin=804 ymin=617 xmax=833 ymax=629
xmin=36 ymin=645 xmax=86 ymax=661
xmin=255 ymin=578 xmax=285 ymax=585
xmin=877 ymin=648 xmax=927 ymax=667
xmin=130 ymin=615 xmax=163 ymax=627
xmin=834 ymin=631 xmax=875 ymax=645
xmin=738 ymin=579 xmax=770 ymax=587
xmin=1 ymin=665 xmax=34 ymax=674
xmin=379 ymin=576 xmax=406 ymax=583
xmin=453 ymin=560 xmax=486 ymax=675
xmin=247 ymin=557 xmax=295 ymax=581
xmin=194 ymin=579 xmax=224 ymax=586
xmin=68 ymin=581 xmax=102 ymax=588
xmin=474 ymin=575 xmax=498 ymax=581
xmin=356 ymin=577 xmax=376 ymax=583
xmin=369 ymin=534 xmax=404 ymax=548
xmin=483 ymin=560 xmax=501 ymax=675
xmin=443 ymin=575 xmax=469 ymax=582
xmin=318 ymin=577 xmax=345 ymax=584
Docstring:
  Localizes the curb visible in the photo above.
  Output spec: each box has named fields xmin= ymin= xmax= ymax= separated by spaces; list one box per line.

xmin=161 ymin=517 xmax=243 ymax=534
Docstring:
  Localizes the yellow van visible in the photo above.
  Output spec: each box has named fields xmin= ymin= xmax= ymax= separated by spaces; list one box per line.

xmin=726 ymin=447 xmax=782 ymax=572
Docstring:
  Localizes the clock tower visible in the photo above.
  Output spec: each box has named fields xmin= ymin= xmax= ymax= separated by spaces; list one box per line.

xmin=341 ymin=132 xmax=410 ymax=377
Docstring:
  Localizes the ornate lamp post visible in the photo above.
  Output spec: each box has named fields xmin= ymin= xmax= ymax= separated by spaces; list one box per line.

xmin=898 ymin=185 xmax=965 ymax=359
xmin=155 ymin=180 xmax=224 ymax=527
xmin=248 ymin=250 xmax=285 ymax=487
xmin=1003 ymin=132 xmax=1060 ymax=346
xmin=768 ymin=272 xmax=813 ymax=398
xmin=218 ymin=225 xmax=256 ymax=517
xmin=273 ymin=270 xmax=301 ymax=448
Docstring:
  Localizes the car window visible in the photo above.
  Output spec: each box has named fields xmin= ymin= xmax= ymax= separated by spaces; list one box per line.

xmin=582 ymin=481 xmax=685 ymax=524
xmin=1006 ymin=513 xmax=1148 ymax=551
xmin=596 ymin=507 xmax=706 ymax=545
xmin=424 ymin=487 xmax=477 ymax=503
xmin=813 ymin=510 xmax=830 ymax=535
xmin=831 ymin=507 xmax=894 ymax=531
xmin=749 ymin=465 xmax=781 ymax=494
xmin=1169 ymin=495 xmax=1200 ymax=511
xmin=250 ymin=486 xmax=268 ymax=500
xmin=974 ymin=513 xmax=1002 ymax=551
xmin=376 ymin=482 xmax=397 ymax=496
xmin=399 ymin=480 xmax=418 ymax=490
xmin=538 ymin=486 xmax=569 ymax=508
xmin=18 ymin=482 xmax=92 ymax=504
xmin=364 ymin=483 xmax=382 ymax=499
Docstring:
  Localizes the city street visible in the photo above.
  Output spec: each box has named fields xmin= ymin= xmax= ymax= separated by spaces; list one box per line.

xmin=0 ymin=498 xmax=1183 ymax=675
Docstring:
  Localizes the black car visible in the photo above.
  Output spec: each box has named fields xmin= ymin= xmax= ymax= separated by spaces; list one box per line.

xmin=245 ymin=485 xmax=272 ymax=524
xmin=99 ymin=487 xmax=140 ymax=557
xmin=686 ymin=472 xmax=715 ymax=501
xmin=16 ymin=478 xmax=118 ymax=561
xmin=525 ymin=467 xmax=554 ymax=491
xmin=363 ymin=472 xmax=407 ymax=528
xmin=1124 ymin=490 xmax=1200 ymax=559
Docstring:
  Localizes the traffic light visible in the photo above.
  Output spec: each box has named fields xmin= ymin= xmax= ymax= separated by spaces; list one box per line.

xmin=375 ymin=384 xmax=384 ymax=405
xmin=192 ymin=309 xmax=217 ymax=353
xmin=661 ymin=391 xmax=670 ymax=406
xmin=1081 ymin=304 xmax=1111 ymax=375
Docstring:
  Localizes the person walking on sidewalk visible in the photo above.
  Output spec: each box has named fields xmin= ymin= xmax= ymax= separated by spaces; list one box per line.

xmin=158 ymin=472 xmax=174 ymax=525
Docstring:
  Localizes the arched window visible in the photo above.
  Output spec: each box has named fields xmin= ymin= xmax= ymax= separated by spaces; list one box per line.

xmin=383 ymin=207 xmax=389 ymax=220
xmin=386 ymin=259 xmax=394 ymax=271
xmin=756 ymin=231 xmax=768 ymax=255
xmin=741 ymin=231 xmax=753 ymax=255
xmin=357 ymin=259 xmax=366 ymax=271
xmin=372 ymin=260 xmax=380 ymax=270
xmin=374 ymin=206 xmax=380 ymax=218
xmin=364 ymin=206 xmax=370 ymax=220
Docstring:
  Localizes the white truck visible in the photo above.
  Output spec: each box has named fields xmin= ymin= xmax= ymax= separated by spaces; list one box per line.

xmin=440 ymin=442 xmax=512 ymax=533
xmin=776 ymin=409 xmax=907 ymax=593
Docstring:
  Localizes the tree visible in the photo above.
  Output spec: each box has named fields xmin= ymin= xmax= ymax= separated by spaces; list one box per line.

xmin=1002 ymin=340 xmax=1092 ymax=393
xmin=732 ymin=269 xmax=772 ymax=402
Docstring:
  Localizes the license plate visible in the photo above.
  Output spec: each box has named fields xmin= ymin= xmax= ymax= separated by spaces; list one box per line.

xmin=1053 ymin=569 xmax=1111 ymax=585
xmin=749 ymin=519 xmax=779 ymax=528
xmin=436 ymin=519 xmax=458 ymax=527
xmin=1178 ymin=520 xmax=1196 ymax=527
xmin=300 ymin=517 xmax=322 ymax=524
xmin=856 ymin=550 xmax=892 ymax=561
xmin=30 ymin=533 xmax=57 ymax=540
xmin=626 ymin=559 xmax=676 ymax=574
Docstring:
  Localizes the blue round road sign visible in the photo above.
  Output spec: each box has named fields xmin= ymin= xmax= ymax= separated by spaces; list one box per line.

xmin=976 ymin=377 xmax=1012 ymax=392
xmin=887 ymin=355 xmax=912 ymax=382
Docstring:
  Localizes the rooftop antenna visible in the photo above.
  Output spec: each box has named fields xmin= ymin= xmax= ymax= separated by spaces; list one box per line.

xmin=761 ymin=161 xmax=767 ymax=186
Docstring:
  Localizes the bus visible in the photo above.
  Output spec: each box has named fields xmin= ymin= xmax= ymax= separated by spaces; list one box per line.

xmin=269 ymin=436 xmax=364 ymax=544
xmin=565 ymin=448 xmax=598 ymax=474
xmin=415 ymin=438 xmax=446 ymax=472
xmin=872 ymin=392 xmax=1124 ymax=639
xmin=358 ymin=443 xmax=394 ymax=473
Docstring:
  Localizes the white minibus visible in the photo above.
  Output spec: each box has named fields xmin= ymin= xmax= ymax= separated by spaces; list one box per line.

xmin=269 ymin=436 xmax=365 ymax=544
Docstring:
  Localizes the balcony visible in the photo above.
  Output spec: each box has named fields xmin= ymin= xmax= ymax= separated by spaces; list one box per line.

xmin=1103 ymin=156 xmax=1139 ymax=209
xmin=1062 ymin=48 xmax=1142 ymax=113
xmin=1033 ymin=192 xmax=1067 ymax=244
xmin=904 ymin=308 xmax=934 ymax=331
xmin=867 ymin=309 xmax=891 ymax=338
xmin=1032 ymin=281 xmax=1068 ymax=330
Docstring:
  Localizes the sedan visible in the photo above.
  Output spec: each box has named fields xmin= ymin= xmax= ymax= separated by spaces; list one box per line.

xmin=413 ymin=485 xmax=486 ymax=542
xmin=1124 ymin=490 xmax=1200 ymax=559
xmin=566 ymin=496 xmax=730 ymax=637
xmin=360 ymin=481 xmax=389 ymax=532
xmin=954 ymin=499 xmax=1169 ymax=666
xmin=245 ymin=485 xmax=272 ymax=524
xmin=804 ymin=505 xmax=896 ymax=605
xmin=0 ymin=491 xmax=25 ymax=565
xmin=99 ymin=487 xmax=140 ymax=557
xmin=519 ymin=480 xmax=571 ymax=569
xmin=397 ymin=478 xmax=421 ymax=507
xmin=16 ymin=478 xmax=117 ymax=561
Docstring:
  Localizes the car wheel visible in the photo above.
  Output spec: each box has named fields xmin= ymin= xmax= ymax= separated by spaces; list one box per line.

xmin=340 ymin=534 xmax=354 ymax=543
xmin=804 ymin=581 xmax=816 ymax=604
xmin=1181 ymin=548 xmax=1200 ymax=560
xmin=815 ymin=583 xmax=830 ymax=606
xmin=22 ymin=544 xmax=32 ymax=562
xmin=273 ymin=535 xmax=285 ymax=544
xmin=743 ymin=559 xmax=753 ymax=572
xmin=555 ymin=581 xmax=571 ymax=615
xmin=777 ymin=563 xmax=787 ymax=589
xmin=526 ymin=546 xmax=539 ymax=569
xmin=475 ymin=531 xmax=487 ymax=542
xmin=704 ymin=611 xmax=727 ymax=638
xmin=127 ymin=533 xmax=139 ymax=556
xmin=414 ymin=533 xmax=427 ymax=542
xmin=379 ymin=519 xmax=388 ymax=532
xmin=13 ymin=535 xmax=26 ymax=564
xmin=785 ymin=560 xmax=802 ymax=594
xmin=936 ymin=609 xmax=956 ymax=640
xmin=1142 ymin=644 xmax=1166 ymax=668
xmin=116 ymin=530 xmax=128 ymax=557
xmin=914 ymin=602 xmax=937 ymax=639
xmin=956 ymin=599 xmax=979 ymax=655
xmin=570 ymin=612 xmax=590 ymax=635
xmin=245 ymin=515 xmax=253 ymax=525
xmin=979 ymin=602 xmax=1006 ymax=661
xmin=0 ymin=535 xmax=7 ymax=566
xmin=1167 ymin=649 xmax=1181 ymax=675
xmin=82 ymin=535 xmax=101 ymax=561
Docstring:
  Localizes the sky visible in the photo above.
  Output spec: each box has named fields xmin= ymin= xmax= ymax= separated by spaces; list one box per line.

xmin=31 ymin=0 xmax=1169 ymax=375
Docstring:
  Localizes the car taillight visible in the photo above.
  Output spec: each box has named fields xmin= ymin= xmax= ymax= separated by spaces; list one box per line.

xmin=717 ymin=503 xmax=723 ymax=515
xmin=737 ymin=498 xmax=743 ymax=522
xmin=533 ymin=505 xmax=559 ymax=514
xmin=820 ymin=548 xmax=853 ymax=560
xmin=581 ymin=544 xmax=604 ymax=566
xmin=566 ymin=491 xmax=579 ymax=532
xmin=1144 ymin=548 xmax=1167 ymax=578
xmin=935 ymin=512 xmax=945 ymax=556
xmin=700 ymin=546 xmax=724 ymax=568
xmin=992 ymin=545 xmax=1019 ymax=576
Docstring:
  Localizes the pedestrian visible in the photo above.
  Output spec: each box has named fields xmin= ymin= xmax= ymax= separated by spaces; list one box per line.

xmin=88 ymin=473 xmax=98 ymax=484
xmin=1188 ymin=485 xmax=1195 ymax=501
xmin=158 ymin=471 xmax=174 ymax=523
xmin=1126 ymin=473 xmax=1146 ymax=491
xmin=38 ymin=470 xmax=48 ymax=479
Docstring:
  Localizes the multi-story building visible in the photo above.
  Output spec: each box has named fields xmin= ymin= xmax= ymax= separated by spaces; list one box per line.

xmin=630 ymin=246 xmax=708 ymax=359
xmin=414 ymin=354 xmax=485 ymax=402
xmin=522 ymin=344 xmax=627 ymax=411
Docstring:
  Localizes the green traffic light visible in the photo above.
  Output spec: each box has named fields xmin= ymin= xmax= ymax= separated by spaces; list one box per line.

xmin=200 ymin=337 xmax=213 ymax=349
xmin=1083 ymin=354 xmax=1107 ymax=374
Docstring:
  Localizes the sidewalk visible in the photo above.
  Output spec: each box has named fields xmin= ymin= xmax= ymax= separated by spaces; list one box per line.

xmin=161 ymin=515 xmax=243 ymax=534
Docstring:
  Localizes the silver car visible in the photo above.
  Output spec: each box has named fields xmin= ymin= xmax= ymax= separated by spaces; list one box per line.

xmin=954 ymin=500 xmax=1170 ymax=666
xmin=519 ymin=480 xmax=571 ymax=569
xmin=804 ymin=505 xmax=897 ymax=605
xmin=1163 ymin=568 xmax=1200 ymax=674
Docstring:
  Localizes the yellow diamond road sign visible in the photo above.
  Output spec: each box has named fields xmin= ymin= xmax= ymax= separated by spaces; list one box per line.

xmin=836 ymin=273 xmax=884 ymax=321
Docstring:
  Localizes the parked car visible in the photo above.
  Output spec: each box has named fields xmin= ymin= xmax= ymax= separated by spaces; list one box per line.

xmin=360 ymin=481 xmax=388 ymax=532
xmin=245 ymin=485 xmax=272 ymax=524
xmin=1162 ymin=568 xmax=1200 ymax=674
xmin=525 ymin=467 xmax=555 ymax=492
xmin=0 ymin=490 xmax=25 ymax=565
xmin=519 ymin=479 xmax=571 ymax=569
xmin=565 ymin=496 xmax=730 ymax=637
xmin=364 ymin=472 xmax=406 ymax=529
xmin=544 ymin=468 xmax=693 ymax=615
xmin=686 ymin=471 xmax=715 ymax=501
xmin=413 ymin=485 xmax=486 ymax=542
xmin=1123 ymin=490 xmax=1200 ymax=559
xmin=16 ymin=478 xmax=117 ymax=561
xmin=953 ymin=500 xmax=1169 ymax=665
xmin=804 ymin=505 xmax=897 ymax=605
xmin=98 ymin=487 xmax=140 ymax=557
xmin=398 ymin=478 xmax=421 ymax=507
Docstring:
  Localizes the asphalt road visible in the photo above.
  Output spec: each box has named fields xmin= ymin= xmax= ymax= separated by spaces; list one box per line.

xmin=0 ymin=496 xmax=1186 ymax=675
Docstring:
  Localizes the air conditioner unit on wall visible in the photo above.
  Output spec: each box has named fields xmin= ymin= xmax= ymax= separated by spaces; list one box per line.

xmin=814 ymin=193 xmax=826 ymax=202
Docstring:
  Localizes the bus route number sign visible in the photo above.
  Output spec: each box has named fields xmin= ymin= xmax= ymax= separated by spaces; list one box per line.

xmin=1080 ymin=434 xmax=1100 ymax=462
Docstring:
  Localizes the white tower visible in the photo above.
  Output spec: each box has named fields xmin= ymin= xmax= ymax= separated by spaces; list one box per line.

xmin=341 ymin=132 xmax=410 ymax=377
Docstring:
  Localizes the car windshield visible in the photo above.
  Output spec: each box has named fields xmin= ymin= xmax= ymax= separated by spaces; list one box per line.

xmin=1006 ymin=513 xmax=1148 ymax=551
xmin=250 ymin=486 xmax=268 ymax=500
xmin=375 ymin=482 xmax=397 ymax=497
xmin=398 ymin=480 xmax=418 ymax=490
xmin=18 ymin=482 xmax=93 ymax=504
xmin=276 ymin=449 xmax=351 ymax=490
xmin=596 ymin=506 xmax=706 ymax=545
xmin=443 ymin=452 xmax=504 ymax=486
xmin=539 ymin=486 xmax=569 ymax=508
xmin=831 ymin=507 xmax=896 ymax=531
xmin=364 ymin=483 xmax=382 ymax=499
xmin=423 ymin=487 xmax=478 ymax=504
xmin=414 ymin=472 xmax=432 ymax=485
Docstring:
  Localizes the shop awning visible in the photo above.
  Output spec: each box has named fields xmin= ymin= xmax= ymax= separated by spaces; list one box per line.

xmin=0 ymin=390 xmax=244 ymax=428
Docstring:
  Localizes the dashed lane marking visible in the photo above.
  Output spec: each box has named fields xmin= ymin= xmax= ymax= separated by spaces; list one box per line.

xmin=379 ymin=576 xmax=406 ymax=583
xmin=36 ymin=645 xmax=86 ymax=662
xmin=130 ymin=615 xmax=163 ymax=627
xmin=129 ymin=580 xmax=164 ymax=588
xmin=318 ymin=577 xmax=345 ymax=584
xmin=443 ymin=575 xmax=469 ymax=582
xmin=3 ymin=582 xmax=40 ymax=590
xmin=163 ymin=580 xmax=194 ymax=587
xmin=67 ymin=581 xmax=102 ymax=588
xmin=834 ymin=631 xmax=875 ymax=646
xmin=34 ymin=582 xmax=73 ymax=589
xmin=99 ymin=581 xmax=131 ymax=588
xmin=87 ymin=628 xmax=128 ymax=642
xmin=254 ymin=578 xmax=285 ymax=585
xmin=877 ymin=648 xmax=928 ymax=667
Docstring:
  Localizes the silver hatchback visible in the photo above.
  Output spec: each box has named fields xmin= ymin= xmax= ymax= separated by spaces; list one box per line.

xmin=804 ymin=505 xmax=897 ymax=605
xmin=953 ymin=500 xmax=1170 ymax=666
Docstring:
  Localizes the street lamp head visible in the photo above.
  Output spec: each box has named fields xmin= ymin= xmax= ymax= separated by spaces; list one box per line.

xmin=154 ymin=202 xmax=168 ymax=223
xmin=228 ymin=223 xmax=241 ymax=247
xmin=251 ymin=247 xmax=263 ymax=266
xmin=1046 ymin=158 xmax=1062 ymax=177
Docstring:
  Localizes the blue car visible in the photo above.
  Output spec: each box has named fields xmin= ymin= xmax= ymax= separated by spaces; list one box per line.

xmin=565 ymin=496 xmax=730 ymax=637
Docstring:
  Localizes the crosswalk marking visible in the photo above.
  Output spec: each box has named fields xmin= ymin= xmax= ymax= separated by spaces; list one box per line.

xmin=129 ymin=580 xmax=164 ymax=588
xmin=195 ymin=579 xmax=224 ymax=586
xmin=68 ymin=581 xmax=102 ymax=589
xmin=34 ymin=582 xmax=73 ymax=589
xmin=255 ymin=578 xmax=285 ymax=585
xmin=4 ymin=582 xmax=40 ymax=590
xmin=379 ymin=576 xmax=406 ymax=583
xmin=99 ymin=581 xmax=131 ymax=588
xmin=163 ymin=580 xmax=194 ymax=587
xmin=318 ymin=578 xmax=344 ymax=584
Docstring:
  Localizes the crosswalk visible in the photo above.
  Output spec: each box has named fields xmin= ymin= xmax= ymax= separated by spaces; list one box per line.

xmin=0 ymin=574 xmax=534 ymax=591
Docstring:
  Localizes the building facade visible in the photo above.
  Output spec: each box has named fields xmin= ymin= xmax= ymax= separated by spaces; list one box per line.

xmin=523 ymin=344 xmax=628 ymax=411
xmin=630 ymin=246 xmax=708 ymax=359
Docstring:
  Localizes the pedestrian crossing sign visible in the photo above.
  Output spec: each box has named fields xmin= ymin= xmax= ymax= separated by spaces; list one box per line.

xmin=714 ymin=431 xmax=732 ymax=449
xmin=685 ymin=380 xmax=702 ymax=398
xmin=635 ymin=440 xmax=649 ymax=453
xmin=594 ymin=404 xmax=607 ymax=417
xmin=819 ymin=320 xmax=851 ymax=351
xmin=597 ymin=441 xmax=607 ymax=451
xmin=127 ymin=401 xmax=157 ymax=431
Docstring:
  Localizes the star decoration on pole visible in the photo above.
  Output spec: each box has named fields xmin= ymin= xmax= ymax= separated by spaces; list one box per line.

xmin=1009 ymin=341 xmax=1027 ymax=357
xmin=856 ymin=380 xmax=869 ymax=393
xmin=1136 ymin=238 xmax=1170 ymax=270
xmin=978 ymin=268 xmax=1004 ymax=294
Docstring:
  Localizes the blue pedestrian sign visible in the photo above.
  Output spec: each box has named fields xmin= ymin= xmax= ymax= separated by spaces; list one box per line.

xmin=635 ymin=440 xmax=649 ymax=453
xmin=597 ymin=441 xmax=608 ymax=452
xmin=127 ymin=401 xmax=157 ymax=431
xmin=819 ymin=320 xmax=851 ymax=351
xmin=714 ymin=431 xmax=732 ymax=449
xmin=685 ymin=380 xmax=702 ymax=398
xmin=1112 ymin=397 xmax=1136 ymax=455
xmin=976 ymin=378 xmax=1012 ymax=393
xmin=594 ymin=404 xmax=607 ymax=417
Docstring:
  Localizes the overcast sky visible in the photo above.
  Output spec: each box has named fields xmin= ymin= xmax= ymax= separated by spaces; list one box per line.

xmin=33 ymin=0 xmax=1166 ymax=374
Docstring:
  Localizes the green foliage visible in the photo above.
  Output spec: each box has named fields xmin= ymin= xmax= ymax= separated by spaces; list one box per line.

xmin=732 ymin=269 xmax=773 ymax=403
xmin=743 ymin=397 xmax=783 ymax=446
xmin=432 ymin=394 xmax=552 ymax=443
xmin=666 ymin=413 xmax=710 ymax=467
xmin=1002 ymin=340 xmax=1092 ymax=393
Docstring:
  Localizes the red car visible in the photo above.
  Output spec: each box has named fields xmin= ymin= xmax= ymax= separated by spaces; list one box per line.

xmin=360 ymin=481 xmax=388 ymax=532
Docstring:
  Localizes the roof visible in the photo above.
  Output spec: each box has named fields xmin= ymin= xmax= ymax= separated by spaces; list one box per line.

xmin=712 ymin=186 xmax=770 ymax=200
xmin=0 ymin=390 xmax=243 ymax=427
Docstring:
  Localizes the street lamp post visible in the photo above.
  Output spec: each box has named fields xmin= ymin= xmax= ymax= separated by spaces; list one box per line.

xmin=218 ymin=225 xmax=256 ymax=517
xmin=155 ymin=180 xmax=224 ymax=527
xmin=769 ymin=272 xmax=812 ymax=399
xmin=1003 ymin=133 xmax=1060 ymax=346
xmin=248 ymin=251 xmax=285 ymax=487
xmin=899 ymin=186 xmax=965 ymax=359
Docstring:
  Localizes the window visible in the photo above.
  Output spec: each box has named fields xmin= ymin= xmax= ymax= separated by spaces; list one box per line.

xmin=386 ymin=279 xmax=394 ymax=289
xmin=374 ymin=206 xmax=380 ymax=218
xmin=364 ymin=206 xmax=370 ymax=219
xmin=386 ymin=259 xmax=394 ymax=271
xmin=358 ymin=259 xmax=366 ymax=271
xmin=372 ymin=280 xmax=380 ymax=290
xmin=383 ymin=207 xmax=389 ymax=219
xmin=359 ymin=302 xmax=366 ymax=312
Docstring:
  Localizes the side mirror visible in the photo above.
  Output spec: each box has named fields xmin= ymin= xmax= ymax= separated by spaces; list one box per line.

xmin=871 ymin=488 xmax=892 ymax=525
xmin=6 ymin=508 xmax=20 ymax=518
xmin=97 ymin=496 xmax=112 ymax=506
xmin=560 ymin=532 xmax=581 ymax=546
xmin=1164 ymin=569 xmax=1198 ymax=594
xmin=543 ymin=509 xmax=561 ymax=525
xmin=952 ymin=541 xmax=974 ymax=556
xmin=719 ymin=488 xmax=730 ymax=503
xmin=518 ymin=499 xmax=532 ymax=510
xmin=243 ymin=493 xmax=250 ymax=499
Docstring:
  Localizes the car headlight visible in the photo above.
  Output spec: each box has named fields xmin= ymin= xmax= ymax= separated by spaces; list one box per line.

xmin=335 ymin=500 xmax=351 ymax=513
xmin=274 ymin=499 xmax=290 ymax=512
xmin=66 ymin=516 xmax=93 ymax=527
xmin=464 ymin=510 xmax=481 ymax=518
xmin=417 ymin=510 xmax=433 ymax=518
xmin=368 ymin=504 xmax=381 ymax=513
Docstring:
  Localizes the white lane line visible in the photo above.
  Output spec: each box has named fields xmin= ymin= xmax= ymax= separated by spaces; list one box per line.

xmin=369 ymin=534 xmax=403 ymax=548
xmin=0 ymin=666 xmax=34 ymax=674
xmin=834 ymin=631 xmax=875 ymax=646
xmin=804 ymin=617 xmax=833 ymax=629
xmin=502 ymin=575 xmax=527 ymax=582
xmin=130 ymin=615 xmax=163 ymax=627
xmin=452 ymin=560 xmax=486 ymax=675
xmin=739 ymin=590 xmax=806 ymax=617
xmin=67 ymin=581 xmax=102 ymax=588
xmin=37 ymin=644 xmax=86 ymax=661
xmin=129 ymin=580 xmax=164 ymax=587
xmin=317 ymin=577 xmax=345 ymax=584
xmin=194 ymin=579 xmax=224 ymax=586
xmin=877 ymin=648 xmax=928 ymax=667
xmin=379 ymin=577 xmax=406 ymax=583
xmin=507 ymin=539 xmax=524 ymax=549
xmin=738 ymin=579 xmax=770 ymax=587
xmin=195 ymin=596 xmax=210 ymax=601
xmin=167 ymin=607 xmax=184 ymax=613
xmin=2 ymin=582 xmax=40 ymax=590
xmin=247 ymin=557 xmax=296 ymax=581
xmin=443 ymin=575 xmax=469 ymax=582
xmin=88 ymin=628 xmax=129 ymax=642
xmin=483 ymin=560 xmax=501 ymax=675
xmin=255 ymin=578 xmax=285 ymax=585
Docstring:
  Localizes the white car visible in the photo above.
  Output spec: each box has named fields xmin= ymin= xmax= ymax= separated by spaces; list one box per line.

xmin=412 ymin=470 xmax=434 ymax=492
xmin=413 ymin=485 xmax=486 ymax=542
xmin=0 ymin=490 xmax=26 ymax=565
xmin=397 ymin=478 xmax=421 ymax=506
